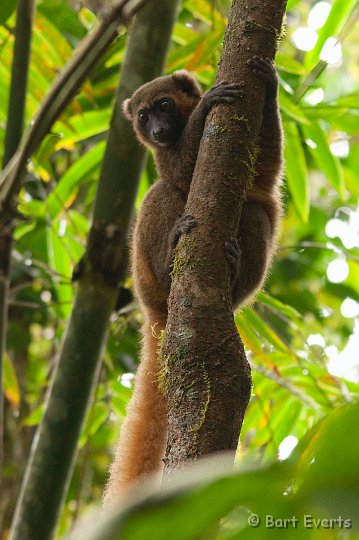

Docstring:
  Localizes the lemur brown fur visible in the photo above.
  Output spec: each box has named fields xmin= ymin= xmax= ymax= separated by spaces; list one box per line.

xmin=104 ymin=57 xmax=283 ymax=506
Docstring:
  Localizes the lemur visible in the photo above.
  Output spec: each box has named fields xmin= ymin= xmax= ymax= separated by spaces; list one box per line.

xmin=104 ymin=56 xmax=283 ymax=506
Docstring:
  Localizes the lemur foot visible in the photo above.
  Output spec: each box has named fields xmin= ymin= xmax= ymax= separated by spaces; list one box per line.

xmin=247 ymin=56 xmax=278 ymax=99
xmin=170 ymin=214 xmax=197 ymax=248
xmin=203 ymin=81 xmax=245 ymax=108
xmin=225 ymin=238 xmax=241 ymax=286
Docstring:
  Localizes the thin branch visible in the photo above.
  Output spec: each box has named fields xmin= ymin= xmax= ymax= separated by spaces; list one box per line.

xmin=293 ymin=60 xmax=327 ymax=104
xmin=3 ymin=2 xmax=35 ymax=166
xmin=255 ymin=300 xmax=350 ymax=405
xmin=251 ymin=362 xmax=322 ymax=410
xmin=13 ymin=250 xmax=73 ymax=281
xmin=281 ymin=241 xmax=359 ymax=264
xmin=9 ymin=300 xmax=73 ymax=309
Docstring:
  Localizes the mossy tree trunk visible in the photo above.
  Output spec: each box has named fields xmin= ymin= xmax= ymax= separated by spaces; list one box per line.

xmin=9 ymin=1 xmax=180 ymax=539
xmin=162 ymin=0 xmax=287 ymax=474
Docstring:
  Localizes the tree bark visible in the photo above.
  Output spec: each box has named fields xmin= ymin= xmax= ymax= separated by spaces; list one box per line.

xmin=9 ymin=1 xmax=180 ymax=539
xmin=162 ymin=0 xmax=287 ymax=474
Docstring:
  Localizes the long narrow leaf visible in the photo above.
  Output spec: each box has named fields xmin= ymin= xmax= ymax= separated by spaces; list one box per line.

xmin=284 ymin=121 xmax=310 ymax=222
xmin=279 ymin=89 xmax=310 ymax=124
xmin=243 ymin=308 xmax=291 ymax=354
xmin=235 ymin=312 xmax=265 ymax=356
xmin=53 ymin=110 xmax=111 ymax=148
xmin=3 ymin=353 xmax=20 ymax=409
xmin=257 ymin=292 xmax=301 ymax=321
xmin=303 ymin=121 xmax=345 ymax=197
xmin=46 ymin=142 xmax=105 ymax=219
xmin=305 ymin=0 xmax=358 ymax=69
xmin=0 ymin=0 xmax=17 ymax=25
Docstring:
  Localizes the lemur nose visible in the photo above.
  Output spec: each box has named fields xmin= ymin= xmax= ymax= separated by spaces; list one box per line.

xmin=153 ymin=127 xmax=164 ymax=138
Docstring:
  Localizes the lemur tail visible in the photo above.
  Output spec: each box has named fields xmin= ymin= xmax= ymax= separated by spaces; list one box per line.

xmin=103 ymin=313 xmax=167 ymax=508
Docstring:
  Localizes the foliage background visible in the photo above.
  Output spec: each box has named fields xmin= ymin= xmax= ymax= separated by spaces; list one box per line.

xmin=1 ymin=0 xmax=358 ymax=538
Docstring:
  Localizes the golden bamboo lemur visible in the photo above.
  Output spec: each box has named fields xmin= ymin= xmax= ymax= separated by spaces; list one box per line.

xmin=104 ymin=57 xmax=283 ymax=506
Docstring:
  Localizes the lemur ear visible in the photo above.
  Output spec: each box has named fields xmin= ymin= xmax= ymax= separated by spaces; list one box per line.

xmin=172 ymin=70 xmax=202 ymax=97
xmin=122 ymin=98 xmax=132 ymax=119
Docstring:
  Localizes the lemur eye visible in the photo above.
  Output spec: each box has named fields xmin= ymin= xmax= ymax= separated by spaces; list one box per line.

xmin=138 ymin=111 xmax=148 ymax=124
xmin=160 ymin=99 xmax=174 ymax=112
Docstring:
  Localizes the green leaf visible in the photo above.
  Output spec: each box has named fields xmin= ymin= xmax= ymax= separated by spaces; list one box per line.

xmin=32 ymin=12 xmax=73 ymax=68
xmin=303 ymin=121 xmax=345 ymax=197
xmin=305 ymin=0 xmax=358 ymax=69
xmin=335 ymin=94 xmax=359 ymax=108
xmin=235 ymin=311 xmax=267 ymax=356
xmin=183 ymin=0 xmax=224 ymax=26
xmin=79 ymin=462 xmax=293 ymax=540
xmin=284 ymin=121 xmax=310 ymax=222
xmin=273 ymin=400 xmax=302 ymax=445
xmin=3 ymin=353 xmax=20 ymax=409
xmin=257 ymin=292 xmax=301 ymax=321
xmin=23 ymin=404 xmax=45 ymax=426
xmin=276 ymin=53 xmax=306 ymax=75
xmin=297 ymin=403 xmax=359 ymax=511
xmin=0 ymin=0 xmax=17 ymax=25
xmin=47 ymin=225 xmax=74 ymax=317
xmin=46 ymin=141 xmax=105 ymax=219
xmin=38 ymin=1 xmax=87 ymax=41
xmin=286 ymin=0 xmax=301 ymax=9
xmin=168 ymin=31 xmax=222 ymax=73
xmin=303 ymin=102 xmax=359 ymax=135
xmin=13 ymin=220 xmax=48 ymax=261
xmin=172 ymin=22 xmax=197 ymax=46
xmin=53 ymin=110 xmax=111 ymax=148
xmin=79 ymin=403 xmax=108 ymax=448
xmin=242 ymin=308 xmax=290 ymax=354
xmin=279 ymin=90 xmax=310 ymax=124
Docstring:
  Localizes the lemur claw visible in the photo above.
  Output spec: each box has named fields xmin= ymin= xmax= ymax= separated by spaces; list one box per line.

xmin=171 ymin=214 xmax=197 ymax=248
xmin=247 ymin=55 xmax=278 ymax=98
xmin=225 ymin=238 xmax=241 ymax=285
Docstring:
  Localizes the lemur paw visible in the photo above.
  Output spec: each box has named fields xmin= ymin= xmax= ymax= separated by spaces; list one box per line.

xmin=171 ymin=214 xmax=197 ymax=248
xmin=225 ymin=238 xmax=241 ymax=286
xmin=203 ymin=81 xmax=245 ymax=108
xmin=247 ymin=56 xmax=278 ymax=99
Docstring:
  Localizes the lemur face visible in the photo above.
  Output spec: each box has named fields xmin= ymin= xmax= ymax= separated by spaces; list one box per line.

xmin=122 ymin=70 xmax=202 ymax=149
xmin=133 ymin=96 xmax=183 ymax=147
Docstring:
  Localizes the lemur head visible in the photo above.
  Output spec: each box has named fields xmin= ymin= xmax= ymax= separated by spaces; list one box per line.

xmin=122 ymin=70 xmax=202 ymax=148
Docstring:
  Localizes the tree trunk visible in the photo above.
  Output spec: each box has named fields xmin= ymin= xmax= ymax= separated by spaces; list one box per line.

xmin=0 ymin=0 xmax=35 ymax=493
xmin=162 ymin=0 xmax=287 ymax=474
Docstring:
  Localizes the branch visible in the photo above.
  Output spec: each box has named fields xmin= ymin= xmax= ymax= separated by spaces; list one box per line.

xmin=251 ymin=363 xmax=322 ymax=410
xmin=3 ymin=1 xmax=35 ymax=167
xmin=281 ymin=241 xmax=359 ymax=265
